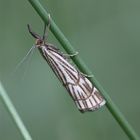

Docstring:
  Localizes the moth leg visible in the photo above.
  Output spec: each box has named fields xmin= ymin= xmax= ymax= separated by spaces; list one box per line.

xmin=27 ymin=24 xmax=40 ymax=39
xmin=80 ymin=72 xmax=94 ymax=77
xmin=47 ymin=43 xmax=60 ymax=51
xmin=42 ymin=24 xmax=47 ymax=41
xmin=63 ymin=51 xmax=79 ymax=58
xmin=43 ymin=14 xmax=51 ymax=41
xmin=61 ymin=52 xmax=79 ymax=61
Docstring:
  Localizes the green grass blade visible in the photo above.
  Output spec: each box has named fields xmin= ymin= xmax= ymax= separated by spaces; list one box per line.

xmin=0 ymin=81 xmax=32 ymax=140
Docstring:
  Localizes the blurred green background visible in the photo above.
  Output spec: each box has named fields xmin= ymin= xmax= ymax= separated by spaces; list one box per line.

xmin=0 ymin=0 xmax=140 ymax=140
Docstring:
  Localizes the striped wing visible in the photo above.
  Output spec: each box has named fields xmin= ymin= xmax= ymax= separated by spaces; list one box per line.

xmin=40 ymin=45 xmax=106 ymax=112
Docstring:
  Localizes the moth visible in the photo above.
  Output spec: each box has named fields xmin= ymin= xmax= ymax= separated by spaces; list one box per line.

xmin=27 ymin=18 xmax=106 ymax=113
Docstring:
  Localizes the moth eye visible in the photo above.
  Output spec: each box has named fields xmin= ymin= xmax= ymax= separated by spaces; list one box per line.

xmin=36 ymin=39 xmax=43 ymax=46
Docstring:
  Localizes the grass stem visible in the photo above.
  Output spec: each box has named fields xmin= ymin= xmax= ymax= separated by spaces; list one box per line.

xmin=27 ymin=0 xmax=140 ymax=139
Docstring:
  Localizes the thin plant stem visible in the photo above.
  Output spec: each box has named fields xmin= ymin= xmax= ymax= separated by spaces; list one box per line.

xmin=0 ymin=81 xmax=32 ymax=140
xmin=27 ymin=0 xmax=140 ymax=139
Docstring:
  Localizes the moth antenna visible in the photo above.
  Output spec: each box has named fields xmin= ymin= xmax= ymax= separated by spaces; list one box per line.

xmin=14 ymin=46 xmax=36 ymax=72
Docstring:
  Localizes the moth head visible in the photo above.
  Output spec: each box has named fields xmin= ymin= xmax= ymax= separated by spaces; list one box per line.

xmin=35 ymin=39 xmax=44 ymax=47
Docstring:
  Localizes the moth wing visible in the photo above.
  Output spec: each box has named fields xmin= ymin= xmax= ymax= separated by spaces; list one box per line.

xmin=42 ymin=47 xmax=105 ymax=112
xmin=67 ymin=75 xmax=106 ymax=112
